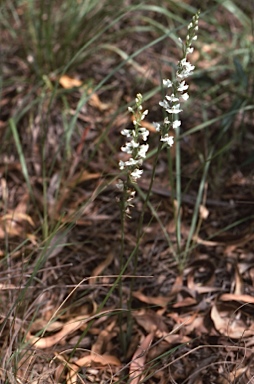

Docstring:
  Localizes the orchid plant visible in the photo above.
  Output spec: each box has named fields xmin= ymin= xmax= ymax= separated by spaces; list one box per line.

xmin=117 ymin=10 xmax=200 ymax=353
xmin=118 ymin=11 xmax=200 ymax=217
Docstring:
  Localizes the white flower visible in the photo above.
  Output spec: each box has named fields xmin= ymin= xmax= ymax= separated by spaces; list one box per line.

xmin=160 ymin=134 xmax=174 ymax=146
xmin=141 ymin=110 xmax=148 ymax=120
xmin=181 ymin=93 xmax=189 ymax=101
xmin=159 ymin=100 xmax=169 ymax=109
xmin=119 ymin=160 xmax=125 ymax=170
xmin=166 ymin=104 xmax=182 ymax=114
xmin=116 ymin=179 xmax=124 ymax=191
xmin=131 ymin=168 xmax=143 ymax=181
xmin=138 ymin=144 xmax=149 ymax=158
xmin=139 ymin=128 xmax=149 ymax=141
xmin=153 ymin=122 xmax=161 ymax=132
xmin=135 ymin=93 xmax=142 ymax=103
xmin=163 ymin=79 xmax=173 ymax=88
xmin=177 ymin=81 xmax=189 ymax=92
xmin=177 ymin=58 xmax=195 ymax=79
xmin=125 ymin=158 xmax=141 ymax=167
xmin=121 ymin=140 xmax=139 ymax=153
xmin=166 ymin=94 xmax=179 ymax=103
xmin=186 ymin=47 xmax=194 ymax=54
xmin=121 ymin=129 xmax=131 ymax=137
xmin=172 ymin=120 xmax=181 ymax=129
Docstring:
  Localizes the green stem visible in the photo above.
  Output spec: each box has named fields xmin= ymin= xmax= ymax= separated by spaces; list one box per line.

xmin=126 ymin=141 xmax=163 ymax=337
xmin=175 ymin=125 xmax=182 ymax=267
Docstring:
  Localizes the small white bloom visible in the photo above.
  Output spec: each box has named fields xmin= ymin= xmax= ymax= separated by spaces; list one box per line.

xmin=139 ymin=128 xmax=149 ymax=141
xmin=138 ymin=144 xmax=149 ymax=158
xmin=121 ymin=129 xmax=131 ymax=137
xmin=159 ymin=100 xmax=169 ymax=109
xmin=125 ymin=158 xmax=140 ymax=167
xmin=166 ymin=104 xmax=182 ymax=114
xmin=166 ymin=94 xmax=179 ymax=103
xmin=177 ymin=58 xmax=195 ymax=79
xmin=153 ymin=122 xmax=161 ymax=132
xmin=121 ymin=141 xmax=138 ymax=154
xmin=141 ymin=110 xmax=148 ymax=120
xmin=160 ymin=134 xmax=174 ymax=146
xmin=131 ymin=168 xmax=143 ymax=181
xmin=181 ymin=93 xmax=189 ymax=101
xmin=135 ymin=94 xmax=142 ymax=103
xmin=177 ymin=81 xmax=189 ymax=92
xmin=172 ymin=120 xmax=181 ymax=129
xmin=128 ymin=107 xmax=134 ymax=113
xmin=119 ymin=160 xmax=125 ymax=170
xmin=163 ymin=79 xmax=173 ymax=88
xmin=186 ymin=47 xmax=194 ymax=54
xmin=116 ymin=179 xmax=124 ymax=190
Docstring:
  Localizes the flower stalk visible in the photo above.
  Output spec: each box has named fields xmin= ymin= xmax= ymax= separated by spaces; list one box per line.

xmin=154 ymin=11 xmax=200 ymax=147
xmin=117 ymin=93 xmax=149 ymax=217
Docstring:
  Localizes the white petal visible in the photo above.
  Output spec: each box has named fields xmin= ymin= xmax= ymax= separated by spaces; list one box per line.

xmin=163 ymin=79 xmax=173 ymax=88
xmin=153 ymin=122 xmax=161 ymax=132
xmin=166 ymin=104 xmax=182 ymax=114
xmin=166 ymin=94 xmax=179 ymax=103
xmin=160 ymin=135 xmax=174 ymax=146
xmin=172 ymin=120 xmax=181 ymax=129
xmin=181 ymin=93 xmax=189 ymax=101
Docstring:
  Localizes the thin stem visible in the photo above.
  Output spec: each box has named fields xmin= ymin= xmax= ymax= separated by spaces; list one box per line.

xmin=118 ymin=187 xmax=128 ymax=356
xmin=175 ymin=125 xmax=182 ymax=263
xmin=126 ymin=141 xmax=163 ymax=333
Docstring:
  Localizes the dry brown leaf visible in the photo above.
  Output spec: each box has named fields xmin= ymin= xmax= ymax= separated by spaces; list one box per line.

xmin=220 ymin=293 xmax=254 ymax=304
xmin=59 ymin=75 xmax=82 ymax=88
xmin=0 ymin=211 xmax=34 ymax=238
xmin=199 ymin=204 xmax=209 ymax=219
xmin=76 ymin=353 xmax=121 ymax=367
xmin=187 ymin=256 xmax=215 ymax=292
xmin=129 ymin=333 xmax=154 ymax=384
xmin=88 ymin=92 xmax=110 ymax=111
xmin=134 ymin=310 xmax=168 ymax=336
xmin=0 ymin=283 xmax=21 ymax=290
xmin=89 ymin=252 xmax=114 ymax=285
xmin=27 ymin=315 xmax=89 ymax=349
xmin=67 ymin=171 xmax=101 ymax=189
xmin=91 ymin=319 xmax=116 ymax=355
xmin=211 ymin=302 xmax=254 ymax=338
xmin=168 ymin=274 xmax=181 ymax=294
xmin=173 ymin=297 xmax=197 ymax=308
xmin=66 ymin=352 xmax=121 ymax=383
xmin=132 ymin=291 xmax=170 ymax=307
xmin=134 ymin=310 xmax=191 ymax=347
xmin=29 ymin=319 xmax=63 ymax=334
xmin=228 ymin=367 xmax=248 ymax=382
xmin=59 ymin=75 xmax=110 ymax=111
xmin=163 ymin=334 xmax=191 ymax=345
xmin=0 ymin=193 xmax=34 ymax=238
xmin=183 ymin=315 xmax=209 ymax=336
